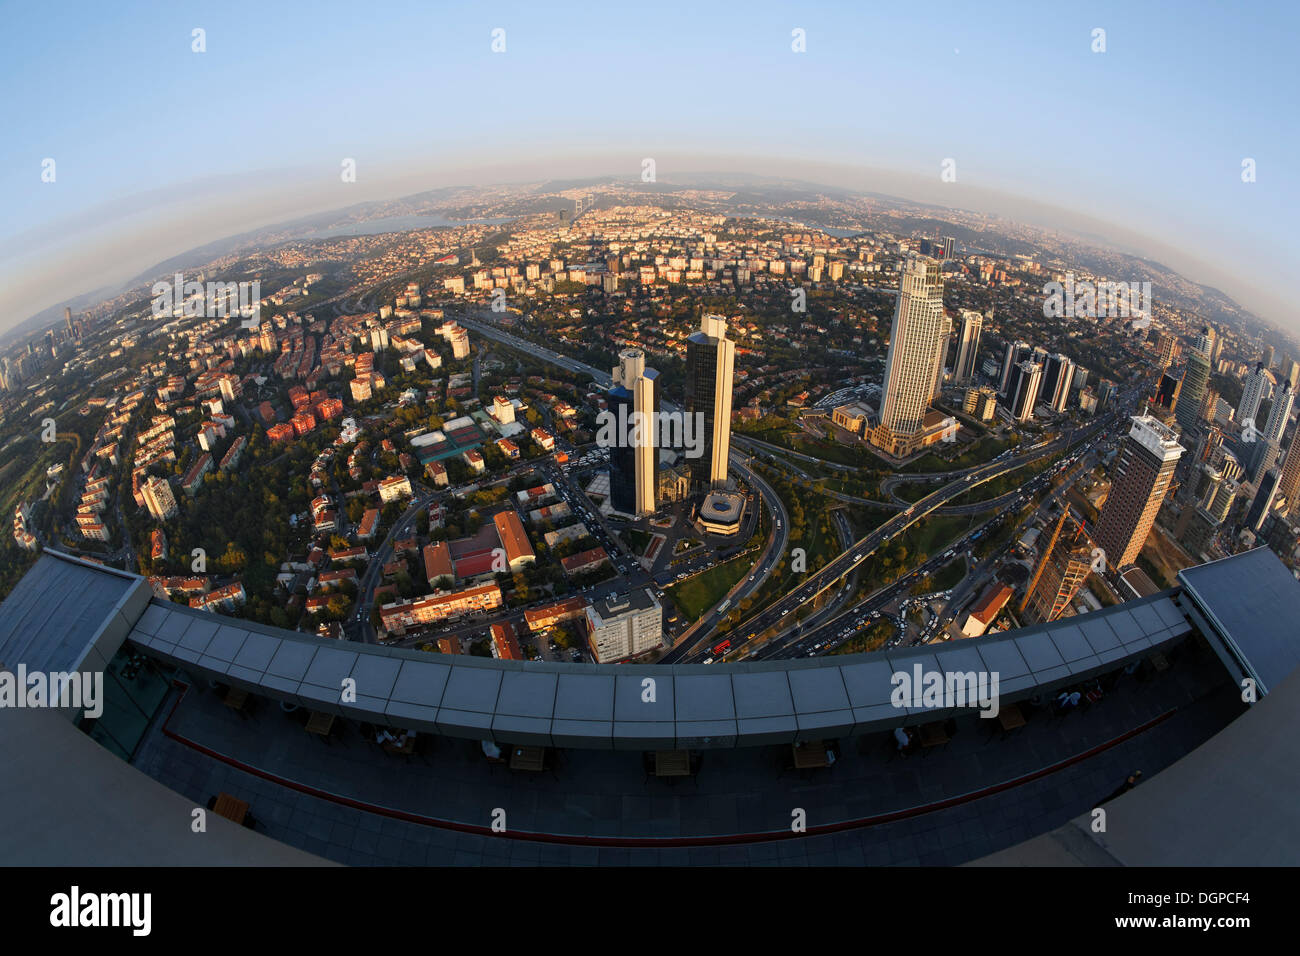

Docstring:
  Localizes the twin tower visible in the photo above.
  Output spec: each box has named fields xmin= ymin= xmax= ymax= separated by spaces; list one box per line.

xmin=607 ymin=314 xmax=736 ymax=517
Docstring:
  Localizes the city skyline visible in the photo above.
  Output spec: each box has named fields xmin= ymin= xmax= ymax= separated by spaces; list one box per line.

xmin=4 ymin=1 xmax=1300 ymax=878
xmin=2 ymin=0 xmax=1298 ymax=337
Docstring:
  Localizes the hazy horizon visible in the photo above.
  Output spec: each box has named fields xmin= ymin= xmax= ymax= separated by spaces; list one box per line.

xmin=3 ymin=0 xmax=1296 ymax=336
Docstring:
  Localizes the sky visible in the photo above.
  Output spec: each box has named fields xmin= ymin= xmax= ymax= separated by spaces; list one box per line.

xmin=2 ymin=0 xmax=1296 ymax=336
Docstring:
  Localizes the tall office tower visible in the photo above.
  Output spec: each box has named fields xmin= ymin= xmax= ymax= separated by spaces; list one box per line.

xmin=1205 ymin=475 xmax=1238 ymax=525
xmin=64 ymin=307 xmax=74 ymax=336
xmin=1156 ymin=371 xmax=1182 ymax=410
xmin=1278 ymin=431 xmax=1300 ymax=516
xmin=1174 ymin=330 xmax=1212 ymax=432
xmin=684 ymin=314 xmax=735 ymax=492
xmin=141 ymin=476 xmax=179 ymax=521
xmin=998 ymin=340 xmax=1030 ymax=396
xmin=953 ymin=310 xmax=983 ymax=385
xmin=1238 ymin=362 xmax=1270 ymax=428
xmin=1040 ymin=353 xmax=1075 ymax=413
xmin=1093 ymin=415 xmax=1185 ymax=570
xmin=631 ymin=368 xmax=659 ymax=516
xmin=1071 ymin=365 xmax=1090 ymax=394
xmin=1020 ymin=511 xmax=1093 ymax=624
xmin=932 ymin=313 xmax=953 ymax=399
xmin=1201 ymin=386 xmax=1221 ymax=423
xmin=1263 ymin=344 xmax=1275 ymax=370
xmin=1193 ymin=425 xmax=1224 ymax=468
xmin=608 ymin=348 xmax=659 ymax=516
xmin=942 ymin=236 xmax=955 ymax=260
xmin=1203 ymin=325 xmax=1220 ymax=368
xmin=1007 ymin=360 xmax=1043 ymax=422
xmin=1219 ymin=450 xmax=1244 ymax=483
xmin=1251 ymin=379 xmax=1294 ymax=479
xmin=1154 ymin=332 xmax=1179 ymax=371
xmin=1193 ymin=463 xmax=1224 ymax=507
xmin=1284 ymin=359 xmax=1300 ymax=391
xmin=876 ymin=257 xmax=947 ymax=453
xmin=1244 ymin=469 xmax=1282 ymax=533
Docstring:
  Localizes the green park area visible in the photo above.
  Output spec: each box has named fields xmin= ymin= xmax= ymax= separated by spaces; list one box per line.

xmin=666 ymin=555 xmax=752 ymax=620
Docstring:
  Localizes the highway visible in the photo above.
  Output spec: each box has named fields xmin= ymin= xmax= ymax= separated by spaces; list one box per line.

xmin=731 ymin=384 xmax=1147 ymax=662
xmin=461 ymin=311 xmax=1145 ymax=665
xmin=674 ymin=407 xmax=1124 ymax=663
xmin=656 ymin=450 xmax=789 ymax=663
xmin=744 ymin=421 xmax=1116 ymax=661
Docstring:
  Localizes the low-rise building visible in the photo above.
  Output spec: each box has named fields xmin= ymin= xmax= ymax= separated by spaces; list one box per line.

xmin=961 ymin=584 xmax=1014 ymax=637
xmin=584 ymin=589 xmax=663 ymax=663
xmin=379 ymin=582 xmax=504 ymax=635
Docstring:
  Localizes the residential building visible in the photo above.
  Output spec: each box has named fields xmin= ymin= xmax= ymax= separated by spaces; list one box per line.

xmin=492 ymin=510 xmax=535 ymax=570
xmin=584 ymin=589 xmax=663 ymax=663
xmin=141 ymin=475 xmax=178 ymax=521
xmin=961 ymin=584 xmax=1013 ymax=637
xmin=379 ymin=582 xmax=503 ymax=635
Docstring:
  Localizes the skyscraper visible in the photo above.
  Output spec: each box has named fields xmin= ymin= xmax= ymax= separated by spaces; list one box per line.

xmin=998 ymin=340 xmax=1030 ymax=396
xmin=1174 ymin=330 xmax=1212 ymax=433
xmin=608 ymin=348 xmax=659 ymax=517
xmin=953 ymin=309 xmax=983 ymax=385
xmin=874 ymin=257 xmax=947 ymax=456
xmin=1203 ymin=325 xmax=1220 ymax=368
xmin=1093 ymin=415 xmax=1185 ymax=570
xmin=1263 ymin=344 xmax=1276 ymax=370
xmin=1007 ymin=360 xmax=1043 ymax=422
xmin=932 ymin=313 xmax=953 ymax=400
xmin=1278 ymin=431 xmax=1300 ymax=517
xmin=1040 ymin=353 xmax=1075 ymax=413
xmin=1237 ymin=362 xmax=1270 ymax=429
xmin=1245 ymin=469 xmax=1282 ymax=533
xmin=64 ymin=307 xmax=74 ymax=337
xmin=942 ymin=236 xmax=955 ymax=260
xmin=1154 ymin=332 xmax=1179 ymax=371
xmin=1250 ymin=378 xmax=1294 ymax=480
xmin=685 ymin=314 xmax=736 ymax=492
xmin=1284 ymin=359 xmax=1300 ymax=391
xmin=1156 ymin=371 xmax=1182 ymax=410
xmin=1020 ymin=510 xmax=1093 ymax=624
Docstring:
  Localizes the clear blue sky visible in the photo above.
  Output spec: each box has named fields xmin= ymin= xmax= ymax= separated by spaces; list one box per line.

xmin=2 ymin=0 xmax=1296 ymax=333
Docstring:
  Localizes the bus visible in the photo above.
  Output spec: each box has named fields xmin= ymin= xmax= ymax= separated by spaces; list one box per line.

xmin=717 ymin=599 xmax=732 ymax=614
xmin=713 ymin=639 xmax=731 ymax=656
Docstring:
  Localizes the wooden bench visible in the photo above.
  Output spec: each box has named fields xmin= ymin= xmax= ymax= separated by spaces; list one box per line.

xmin=211 ymin=793 xmax=249 ymax=825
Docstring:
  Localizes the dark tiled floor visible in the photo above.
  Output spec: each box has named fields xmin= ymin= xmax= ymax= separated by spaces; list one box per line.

xmin=131 ymin=639 xmax=1244 ymax=864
